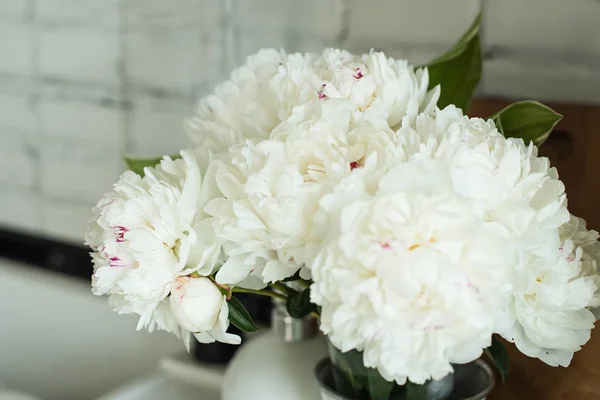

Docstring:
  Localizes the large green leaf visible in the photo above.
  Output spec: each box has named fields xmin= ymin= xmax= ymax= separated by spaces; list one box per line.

xmin=424 ymin=13 xmax=482 ymax=111
xmin=366 ymin=373 xmax=395 ymax=400
xmin=227 ymin=296 xmax=260 ymax=333
xmin=485 ymin=336 xmax=510 ymax=383
xmin=329 ymin=346 xmax=368 ymax=398
xmin=490 ymin=100 xmax=562 ymax=145
xmin=405 ymin=381 xmax=428 ymax=400
xmin=123 ymin=154 xmax=180 ymax=177
xmin=285 ymin=288 xmax=315 ymax=318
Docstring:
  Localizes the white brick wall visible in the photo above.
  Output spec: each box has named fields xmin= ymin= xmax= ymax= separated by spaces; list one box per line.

xmin=0 ymin=23 xmax=34 ymax=75
xmin=0 ymin=0 xmax=30 ymax=21
xmin=347 ymin=0 xmax=480 ymax=48
xmin=1 ymin=0 xmax=599 ymax=243
xmin=123 ymin=0 xmax=218 ymax=28
xmin=0 ymin=131 xmax=37 ymax=190
xmin=39 ymin=29 xmax=120 ymax=85
xmin=0 ymin=190 xmax=43 ymax=232
xmin=235 ymin=0 xmax=343 ymax=37
xmin=38 ymin=137 xmax=121 ymax=202
xmin=37 ymin=86 xmax=125 ymax=147
xmin=0 ymin=92 xmax=36 ymax=131
xmin=126 ymin=27 xmax=215 ymax=96
xmin=486 ymin=0 xmax=600 ymax=58
xmin=36 ymin=0 xmax=120 ymax=29
xmin=238 ymin=28 xmax=332 ymax=61
xmin=41 ymin=199 xmax=94 ymax=243
xmin=128 ymin=94 xmax=193 ymax=156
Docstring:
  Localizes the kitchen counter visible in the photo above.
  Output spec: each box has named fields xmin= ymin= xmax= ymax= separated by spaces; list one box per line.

xmin=0 ymin=258 xmax=183 ymax=400
xmin=96 ymin=374 xmax=219 ymax=400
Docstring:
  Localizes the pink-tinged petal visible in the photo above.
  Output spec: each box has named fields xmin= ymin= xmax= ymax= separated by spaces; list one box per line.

xmin=318 ymin=83 xmax=328 ymax=100
xmin=350 ymin=161 xmax=362 ymax=170
xmin=107 ymin=255 xmax=129 ymax=267
xmin=112 ymin=225 xmax=129 ymax=242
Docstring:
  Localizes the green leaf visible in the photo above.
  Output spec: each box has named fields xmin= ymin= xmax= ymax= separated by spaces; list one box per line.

xmin=406 ymin=381 xmax=428 ymax=400
xmin=366 ymin=373 xmax=394 ymax=400
xmin=123 ymin=156 xmax=162 ymax=176
xmin=428 ymin=14 xmax=480 ymax=65
xmin=328 ymin=345 xmax=367 ymax=396
xmin=424 ymin=13 xmax=482 ymax=111
xmin=227 ymin=296 xmax=260 ymax=333
xmin=123 ymin=154 xmax=181 ymax=177
xmin=490 ymin=100 xmax=563 ymax=146
xmin=285 ymin=288 xmax=315 ymax=318
xmin=485 ymin=336 xmax=510 ymax=383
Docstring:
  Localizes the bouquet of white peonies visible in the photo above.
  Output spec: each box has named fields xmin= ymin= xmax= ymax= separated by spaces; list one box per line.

xmin=86 ymin=15 xmax=600 ymax=400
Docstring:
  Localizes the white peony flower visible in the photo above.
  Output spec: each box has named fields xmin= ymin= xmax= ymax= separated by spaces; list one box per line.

xmin=403 ymin=108 xmax=600 ymax=367
xmin=206 ymin=138 xmax=320 ymax=285
xmin=185 ymin=48 xmax=439 ymax=153
xmin=206 ymin=99 xmax=407 ymax=287
xmin=170 ymin=276 xmax=241 ymax=346
xmin=270 ymin=100 xmax=401 ymax=187
xmin=308 ymin=105 xmax=599 ymax=383
xmin=496 ymin=215 xmax=600 ymax=367
xmin=313 ymin=49 xmax=439 ymax=128
xmin=185 ymin=49 xmax=317 ymax=153
xmin=85 ymin=150 xmax=226 ymax=342
xmin=310 ymin=160 xmax=513 ymax=385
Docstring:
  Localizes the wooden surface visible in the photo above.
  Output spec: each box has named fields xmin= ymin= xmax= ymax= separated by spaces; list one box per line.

xmin=469 ymin=99 xmax=600 ymax=399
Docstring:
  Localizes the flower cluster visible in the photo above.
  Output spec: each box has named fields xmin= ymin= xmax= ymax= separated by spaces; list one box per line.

xmin=87 ymin=48 xmax=600 ymax=385
xmin=184 ymin=48 xmax=438 ymax=153
xmin=85 ymin=151 xmax=239 ymax=348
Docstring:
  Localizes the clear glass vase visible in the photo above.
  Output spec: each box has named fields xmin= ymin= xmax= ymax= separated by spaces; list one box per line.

xmin=315 ymin=341 xmax=495 ymax=400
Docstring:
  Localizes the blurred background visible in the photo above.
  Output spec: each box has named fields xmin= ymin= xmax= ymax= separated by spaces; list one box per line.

xmin=0 ymin=1 xmax=599 ymax=399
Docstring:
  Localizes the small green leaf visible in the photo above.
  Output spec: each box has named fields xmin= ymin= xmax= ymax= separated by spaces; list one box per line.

xmin=490 ymin=100 xmax=562 ymax=146
xmin=123 ymin=156 xmax=162 ymax=176
xmin=123 ymin=154 xmax=181 ymax=177
xmin=424 ymin=13 xmax=482 ymax=111
xmin=485 ymin=336 xmax=510 ymax=383
xmin=406 ymin=381 xmax=428 ymax=400
xmin=285 ymin=288 xmax=315 ymax=318
xmin=227 ymin=296 xmax=260 ymax=332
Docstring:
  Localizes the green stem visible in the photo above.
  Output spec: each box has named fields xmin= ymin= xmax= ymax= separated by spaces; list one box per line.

xmin=269 ymin=282 xmax=297 ymax=296
xmin=232 ymin=287 xmax=287 ymax=301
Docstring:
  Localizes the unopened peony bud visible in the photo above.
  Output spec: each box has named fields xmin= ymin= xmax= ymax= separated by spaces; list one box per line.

xmin=170 ymin=276 xmax=224 ymax=332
